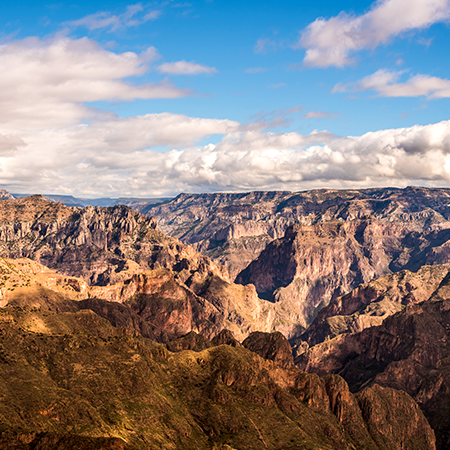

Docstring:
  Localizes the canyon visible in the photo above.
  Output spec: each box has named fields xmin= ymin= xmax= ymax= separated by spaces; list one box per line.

xmin=1 ymin=188 xmax=450 ymax=448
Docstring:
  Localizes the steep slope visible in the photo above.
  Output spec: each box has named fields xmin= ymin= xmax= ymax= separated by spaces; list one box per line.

xmin=0 ymin=256 xmax=277 ymax=343
xmin=300 ymin=264 xmax=450 ymax=346
xmin=0 ymin=196 xmax=282 ymax=341
xmin=0 ymin=195 xmax=228 ymax=286
xmin=143 ymin=187 xmax=450 ymax=278
xmin=236 ymin=217 xmax=450 ymax=334
xmin=0 ymin=304 xmax=436 ymax=450
xmin=296 ymin=285 xmax=450 ymax=449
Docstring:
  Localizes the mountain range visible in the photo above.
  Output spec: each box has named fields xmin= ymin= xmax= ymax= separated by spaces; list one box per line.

xmin=1 ymin=187 xmax=450 ymax=448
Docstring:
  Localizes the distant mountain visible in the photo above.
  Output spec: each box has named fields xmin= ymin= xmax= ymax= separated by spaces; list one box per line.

xmin=143 ymin=187 xmax=450 ymax=279
xmin=143 ymin=187 xmax=450 ymax=335
xmin=11 ymin=193 xmax=171 ymax=208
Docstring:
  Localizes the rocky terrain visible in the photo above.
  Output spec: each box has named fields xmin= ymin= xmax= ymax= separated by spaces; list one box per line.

xmin=1 ymin=189 xmax=449 ymax=448
xmin=0 ymin=302 xmax=436 ymax=449
xmin=294 ymin=269 xmax=450 ymax=449
xmin=0 ymin=195 xmax=229 ymax=287
xmin=299 ymin=263 xmax=450 ymax=347
xmin=140 ymin=187 xmax=450 ymax=334
xmin=0 ymin=197 xmax=285 ymax=341
xmin=142 ymin=187 xmax=450 ymax=277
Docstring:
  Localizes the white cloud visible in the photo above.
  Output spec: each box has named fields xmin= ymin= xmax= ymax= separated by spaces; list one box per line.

xmin=0 ymin=37 xmax=188 ymax=129
xmin=302 ymin=111 xmax=340 ymax=119
xmin=2 ymin=33 xmax=450 ymax=197
xmin=334 ymin=69 xmax=450 ymax=98
xmin=68 ymin=4 xmax=161 ymax=31
xmin=4 ymin=111 xmax=450 ymax=196
xmin=298 ymin=0 xmax=450 ymax=67
xmin=157 ymin=60 xmax=218 ymax=75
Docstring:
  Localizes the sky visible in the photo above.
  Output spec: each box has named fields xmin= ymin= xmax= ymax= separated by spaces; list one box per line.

xmin=2 ymin=0 xmax=450 ymax=197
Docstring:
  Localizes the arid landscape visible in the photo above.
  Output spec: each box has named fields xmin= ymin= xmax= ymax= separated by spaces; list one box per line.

xmin=0 ymin=187 xmax=449 ymax=449
xmin=4 ymin=0 xmax=450 ymax=447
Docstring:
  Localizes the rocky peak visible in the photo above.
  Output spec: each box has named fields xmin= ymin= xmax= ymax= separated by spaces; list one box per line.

xmin=0 ymin=189 xmax=14 ymax=200
xmin=212 ymin=329 xmax=242 ymax=347
xmin=242 ymin=331 xmax=294 ymax=369
xmin=166 ymin=331 xmax=213 ymax=352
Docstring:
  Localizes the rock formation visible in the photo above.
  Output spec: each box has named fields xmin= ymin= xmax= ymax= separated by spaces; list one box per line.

xmin=296 ymin=285 xmax=450 ymax=449
xmin=0 ymin=303 xmax=436 ymax=450
xmin=0 ymin=189 xmax=14 ymax=200
xmin=0 ymin=195 xmax=229 ymax=286
xmin=137 ymin=187 xmax=450 ymax=336
xmin=300 ymin=263 xmax=450 ymax=346
xmin=142 ymin=187 xmax=450 ymax=278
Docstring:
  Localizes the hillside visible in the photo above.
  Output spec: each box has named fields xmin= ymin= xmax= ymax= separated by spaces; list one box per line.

xmin=295 ymin=272 xmax=450 ymax=449
xmin=0 ymin=303 xmax=436 ymax=450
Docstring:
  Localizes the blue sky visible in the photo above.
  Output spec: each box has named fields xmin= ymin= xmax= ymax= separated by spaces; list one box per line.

xmin=2 ymin=0 xmax=450 ymax=196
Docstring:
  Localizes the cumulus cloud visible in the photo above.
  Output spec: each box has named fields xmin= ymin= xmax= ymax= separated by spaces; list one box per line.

xmin=333 ymin=69 xmax=450 ymax=98
xmin=2 ymin=32 xmax=450 ymax=197
xmin=157 ymin=60 xmax=218 ymax=75
xmin=0 ymin=37 xmax=188 ymax=129
xmin=298 ymin=0 xmax=450 ymax=67
xmin=4 ymin=112 xmax=450 ymax=196
xmin=68 ymin=4 xmax=161 ymax=31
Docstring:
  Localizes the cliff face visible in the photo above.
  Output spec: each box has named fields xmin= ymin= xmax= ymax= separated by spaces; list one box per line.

xmin=1 ymin=257 xmax=279 ymax=343
xmin=300 ymin=263 xmax=450 ymax=346
xmin=0 ymin=197 xmax=284 ymax=341
xmin=0 ymin=195 xmax=228 ymax=286
xmin=0 ymin=304 xmax=436 ymax=450
xmin=143 ymin=187 xmax=450 ymax=279
xmin=296 ymin=290 xmax=450 ymax=449
xmin=236 ymin=217 xmax=450 ymax=335
xmin=140 ymin=187 xmax=450 ymax=336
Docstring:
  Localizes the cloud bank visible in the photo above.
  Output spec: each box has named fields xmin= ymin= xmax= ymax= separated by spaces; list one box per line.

xmin=1 ymin=35 xmax=450 ymax=197
xmin=0 ymin=37 xmax=188 ymax=129
xmin=3 ymin=115 xmax=450 ymax=197
xmin=299 ymin=0 xmax=450 ymax=67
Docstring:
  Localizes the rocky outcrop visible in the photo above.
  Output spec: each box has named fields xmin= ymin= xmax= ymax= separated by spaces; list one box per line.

xmin=242 ymin=331 xmax=294 ymax=369
xmin=300 ymin=264 xmax=450 ymax=346
xmin=0 ymin=305 xmax=436 ymax=450
xmin=211 ymin=329 xmax=242 ymax=347
xmin=166 ymin=331 xmax=213 ymax=352
xmin=0 ymin=258 xmax=278 ymax=343
xmin=296 ymin=293 xmax=450 ymax=449
xmin=0 ymin=189 xmax=14 ymax=200
xmin=0 ymin=197 xmax=290 ymax=341
xmin=0 ymin=195 xmax=228 ymax=287
xmin=143 ymin=187 xmax=450 ymax=279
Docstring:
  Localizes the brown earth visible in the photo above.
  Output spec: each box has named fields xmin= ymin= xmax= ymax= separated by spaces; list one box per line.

xmin=295 ymin=277 xmax=450 ymax=449
xmin=0 ymin=303 xmax=436 ymax=450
